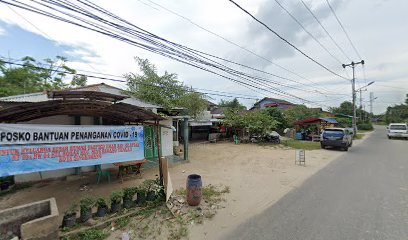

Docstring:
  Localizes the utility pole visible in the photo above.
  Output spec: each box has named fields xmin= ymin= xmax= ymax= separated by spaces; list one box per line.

xmin=342 ymin=60 xmax=365 ymax=134
xmin=369 ymin=92 xmax=374 ymax=115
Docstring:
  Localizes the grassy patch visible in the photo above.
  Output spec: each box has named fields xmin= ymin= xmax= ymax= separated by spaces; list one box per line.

xmin=115 ymin=216 xmax=131 ymax=229
xmin=358 ymin=129 xmax=373 ymax=133
xmin=354 ymin=133 xmax=364 ymax=139
xmin=280 ymin=139 xmax=321 ymax=150
xmin=62 ymin=229 xmax=110 ymax=240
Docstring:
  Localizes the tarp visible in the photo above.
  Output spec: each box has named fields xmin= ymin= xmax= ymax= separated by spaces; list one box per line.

xmin=0 ymin=124 xmax=144 ymax=177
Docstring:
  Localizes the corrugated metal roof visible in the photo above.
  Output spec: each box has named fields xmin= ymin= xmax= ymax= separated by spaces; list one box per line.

xmin=0 ymin=92 xmax=48 ymax=102
xmin=0 ymin=83 xmax=162 ymax=109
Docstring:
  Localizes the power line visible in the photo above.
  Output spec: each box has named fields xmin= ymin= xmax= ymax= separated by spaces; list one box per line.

xmin=299 ymin=0 xmax=352 ymax=62
xmin=273 ymin=0 xmax=343 ymax=65
xmin=325 ymin=0 xmax=363 ymax=60
xmin=227 ymin=0 xmax=349 ymax=81
xmin=0 ymin=58 xmax=260 ymax=100
xmin=138 ymin=0 xmax=336 ymax=93
xmin=0 ymin=0 xmax=332 ymax=107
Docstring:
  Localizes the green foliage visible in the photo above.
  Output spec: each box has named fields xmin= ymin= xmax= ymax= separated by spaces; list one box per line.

xmin=125 ymin=57 xmax=208 ymax=117
xmin=96 ymin=197 xmax=107 ymax=208
xmin=79 ymin=197 xmax=95 ymax=213
xmin=357 ymin=122 xmax=374 ymax=131
xmin=224 ymin=109 xmax=277 ymax=135
xmin=122 ymin=187 xmax=137 ymax=200
xmin=385 ymin=97 xmax=408 ymax=124
xmin=77 ymin=229 xmax=109 ymax=240
xmin=281 ymin=139 xmax=321 ymax=150
xmin=0 ymin=56 xmax=87 ymax=97
xmin=65 ymin=202 xmax=78 ymax=216
xmin=264 ymin=107 xmax=288 ymax=132
xmin=116 ymin=216 xmax=131 ymax=229
xmin=110 ymin=190 xmax=123 ymax=204
xmin=330 ymin=101 xmax=353 ymax=116
xmin=125 ymin=57 xmax=185 ymax=109
xmin=177 ymin=91 xmax=208 ymax=119
xmin=284 ymin=105 xmax=320 ymax=126
xmin=218 ymin=98 xmax=247 ymax=111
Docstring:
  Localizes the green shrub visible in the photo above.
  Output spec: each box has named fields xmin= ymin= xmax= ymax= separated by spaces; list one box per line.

xmin=357 ymin=122 xmax=373 ymax=131
xmin=79 ymin=197 xmax=95 ymax=213
xmin=96 ymin=197 xmax=107 ymax=208
xmin=110 ymin=190 xmax=123 ymax=204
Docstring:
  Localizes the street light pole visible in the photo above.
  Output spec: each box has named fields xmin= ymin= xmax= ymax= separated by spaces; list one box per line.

xmin=342 ymin=60 xmax=365 ymax=134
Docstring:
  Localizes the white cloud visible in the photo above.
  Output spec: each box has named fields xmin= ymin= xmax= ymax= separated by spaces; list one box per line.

xmin=0 ymin=26 xmax=5 ymax=35
xmin=0 ymin=0 xmax=406 ymax=113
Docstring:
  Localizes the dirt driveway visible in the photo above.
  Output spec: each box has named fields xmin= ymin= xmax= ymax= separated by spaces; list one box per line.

xmin=0 ymin=139 xmax=361 ymax=239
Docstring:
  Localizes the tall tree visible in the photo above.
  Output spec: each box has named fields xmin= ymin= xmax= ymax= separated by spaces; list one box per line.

xmin=125 ymin=57 xmax=207 ymax=117
xmin=218 ymin=98 xmax=247 ymax=111
xmin=284 ymin=105 xmax=320 ymax=126
xmin=0 ymin=56 xmax=87 ymax=97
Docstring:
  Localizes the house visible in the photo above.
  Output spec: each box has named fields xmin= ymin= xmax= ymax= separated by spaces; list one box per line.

xmin=0 ymin=83 xmax=186 ymax=182
xmin=250 ymin=97 xmax=295 ymax=110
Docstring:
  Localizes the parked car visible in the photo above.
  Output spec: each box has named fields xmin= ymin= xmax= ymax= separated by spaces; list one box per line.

xmin=386 ymin=123 xmax=408 ymax=139
xmin=320 ymin=128 xmax=353 ymax=151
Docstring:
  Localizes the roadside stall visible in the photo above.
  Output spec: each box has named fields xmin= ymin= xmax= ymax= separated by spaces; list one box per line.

xmin=0 ymin=90 xmax=167 ymax=183
xmin=293 ymin=117 xmax=338 ymax=141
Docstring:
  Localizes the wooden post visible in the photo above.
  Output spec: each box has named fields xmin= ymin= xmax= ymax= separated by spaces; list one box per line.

xmin=156 ymin=120 xmax=164 ymax=185
xmin=183 ymin=117 xmax=189 ymax=160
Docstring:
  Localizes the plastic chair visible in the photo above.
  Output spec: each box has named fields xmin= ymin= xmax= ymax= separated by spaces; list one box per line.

xmin=233 ymin=134 xmax=240 ymax=144
xmin=96 ymin=165 xmax=111 ymax=184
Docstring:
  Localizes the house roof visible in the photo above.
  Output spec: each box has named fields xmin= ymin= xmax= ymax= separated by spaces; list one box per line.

xmin=293 ymin=117 xmax=338 ymax=125
xmin=0 ymin=83 xmax=161 ymax=109
xmin=253 ymin=97 xmax=294 ymax=107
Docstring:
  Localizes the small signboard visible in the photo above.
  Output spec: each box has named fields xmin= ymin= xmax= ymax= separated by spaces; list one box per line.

xmin=0 ymin=124 xmax=144 ymax=177
xmin=295 ymin=149 xmax=305 ymax=166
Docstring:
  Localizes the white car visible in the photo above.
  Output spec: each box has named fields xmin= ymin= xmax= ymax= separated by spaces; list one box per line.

xmin=387 ymin=123 xmax=408 ymax=139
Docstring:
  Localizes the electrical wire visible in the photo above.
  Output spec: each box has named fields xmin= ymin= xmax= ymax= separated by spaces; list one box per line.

xmin=0 ymin=0 xmax=336 ymax=107
xmin=138 ymin=0 xmax=338 ymax=93
xmin=273 ymin=0 xmax=343 ymax=65
xmin=325 ymin=0 xmax=363 ymax=60
xmin=227 ymin=0 xmax=349 ymax=81
xmin=299 ymin=0 xmax=352 ymax=62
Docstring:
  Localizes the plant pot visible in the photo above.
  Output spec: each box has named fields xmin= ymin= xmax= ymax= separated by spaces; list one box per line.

xmin=111 ymin=202 xmax=121 ymax=213
xmin=62 ymin=213 xmax=76 ymax=228
xmin=0 ymin=181 xmax=10 ymax=191
xmin=123 ymin=198 xmax=133 ymax=209
xmin=80 ymin=208 xmax=92 ymax=222
xmin=96 ymin=206 xmax=108 ymax=217
xmin=146 ymin=191 xmax=156 ymax=201
xmin=136 ymin=192 xmax=146 ymax=205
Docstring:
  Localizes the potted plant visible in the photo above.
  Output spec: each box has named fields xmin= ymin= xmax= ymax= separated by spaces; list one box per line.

xmin=79 ymin=196 xmax=95 ymax=222
xmin=136 ymin=187 xmax=146 ymax=205
xmin=143 ymin=178 xmax=164 ymax=201
xmin=62 ymin=202 xmax=77 ymax=228
xmin=110 ymin=190 xmax=123 ymax=213
xmin=96 ymin=197 xmax=108 ymax=217
xmin=122 ymin=187 xmax=136 ymax=209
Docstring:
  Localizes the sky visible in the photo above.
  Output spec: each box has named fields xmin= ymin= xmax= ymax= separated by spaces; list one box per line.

xmin=0 ymin=0 xmax=407 ymax=114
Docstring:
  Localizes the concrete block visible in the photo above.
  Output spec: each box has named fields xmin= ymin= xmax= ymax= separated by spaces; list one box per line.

xmin=0 ymin=198 xmax=59 ymax=240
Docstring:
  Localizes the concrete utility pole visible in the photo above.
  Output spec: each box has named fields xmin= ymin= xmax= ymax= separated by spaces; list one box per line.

xmin=342 ymin=60 xmax=365 ymax=134
xmin=355 ymin=81 xmax=374 ymax=122
xmin=369 ymin=92 xmax=378 ymax=115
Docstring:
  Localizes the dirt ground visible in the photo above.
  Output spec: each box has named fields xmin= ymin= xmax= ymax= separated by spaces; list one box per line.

xmin=0 ymin=136 xmax=370 ymax=239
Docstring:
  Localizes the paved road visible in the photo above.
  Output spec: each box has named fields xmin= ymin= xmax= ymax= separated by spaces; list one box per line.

xmin=224 ymin=126 xmax=408 ymax=240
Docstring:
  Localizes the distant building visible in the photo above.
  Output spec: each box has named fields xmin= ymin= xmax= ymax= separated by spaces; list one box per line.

xmin=250 ymin=97 xmax=295 ymax=110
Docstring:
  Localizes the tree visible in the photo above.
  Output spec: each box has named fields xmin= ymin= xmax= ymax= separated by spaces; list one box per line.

xmin=264 ymin=107 xmax=287 ymax=133
xmin=0 ymin=56 xmax=87 ymax=97
xmin=284 ymin=105 xmax=320 ymax=126
xmin=177 ymin=92 xmax=208 ymax=119
xmin=125 ymin=57 xmax=207 ymax=116
xmin=224 ymin=109 xmax=277 ymax=135
xmin=218 ymin=98 xmax=246 ymax=111
xmin=330 ymin=101 xmax=353 ymax=116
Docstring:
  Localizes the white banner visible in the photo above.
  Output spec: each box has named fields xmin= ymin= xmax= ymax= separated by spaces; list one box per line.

xmin=0 ymin=124 xmax=141 ymax=145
